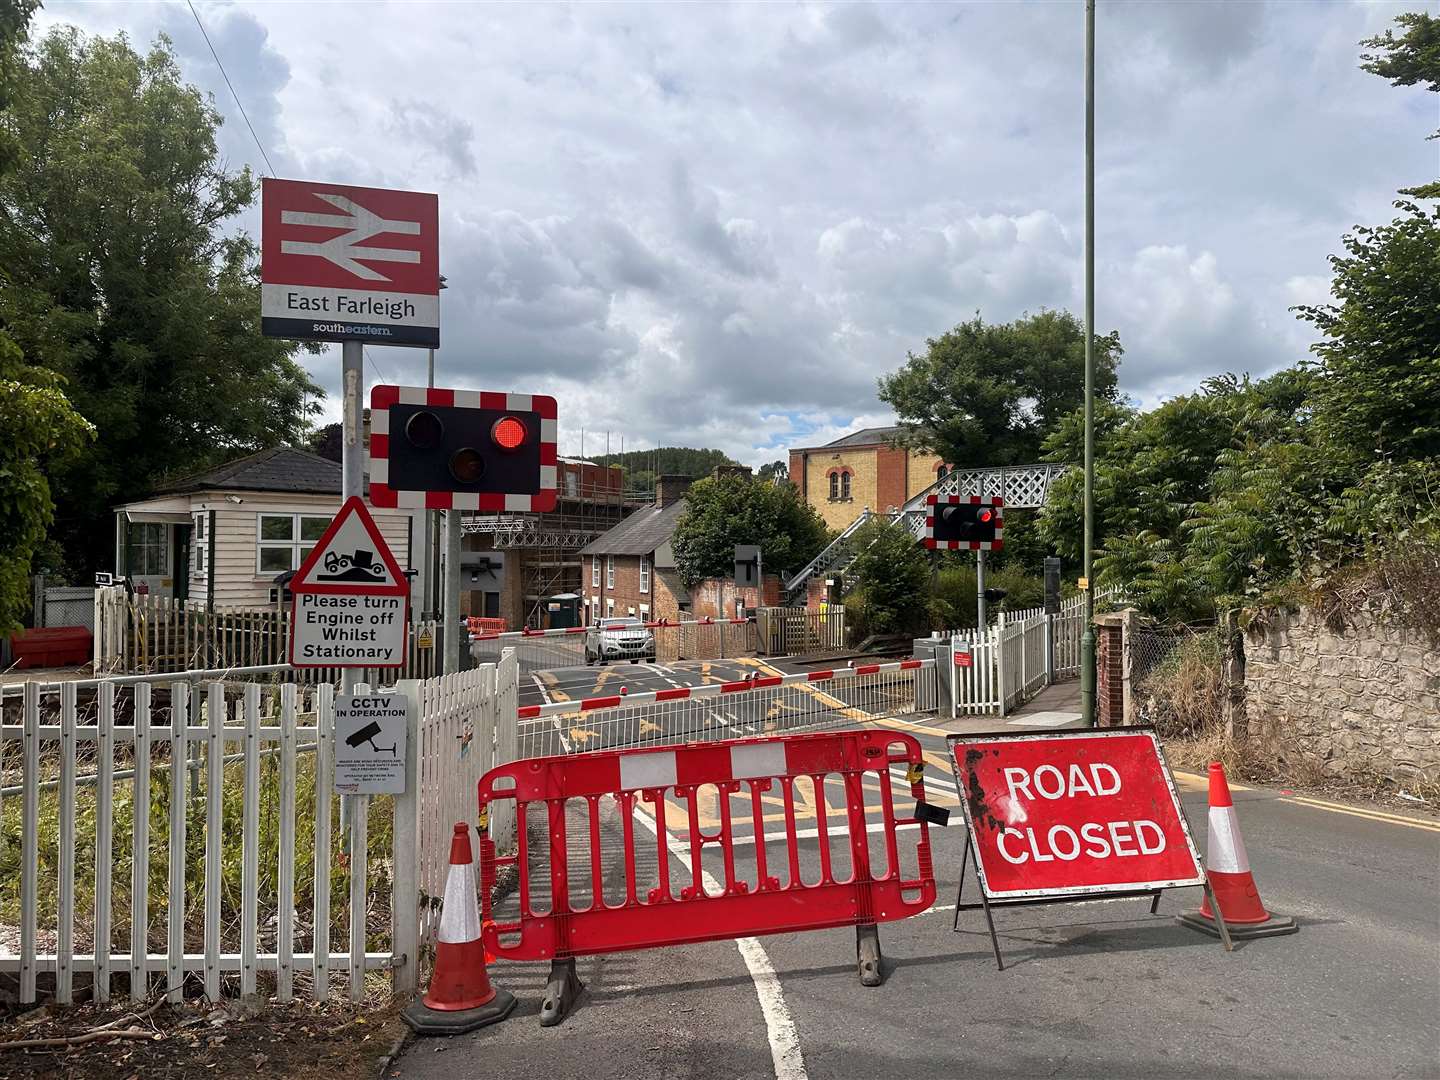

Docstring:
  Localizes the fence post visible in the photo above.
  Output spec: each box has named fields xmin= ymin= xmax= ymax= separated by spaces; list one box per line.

xmin=393 ymin=678 xmax=422 ymax=996
xmin=1121 ymin=608 xmax=1138 ymax=727
xmin=1221 ymin=609 xmax=1247 ymax=743
xmin=1044 ymin=613 xmax=1055 ymax=686
xmin=994 ymin=622 xmax=1008 ymax=718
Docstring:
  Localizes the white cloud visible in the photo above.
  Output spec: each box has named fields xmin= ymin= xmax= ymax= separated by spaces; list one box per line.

xmin=35 ymin=0 xmax=1435 ymax=462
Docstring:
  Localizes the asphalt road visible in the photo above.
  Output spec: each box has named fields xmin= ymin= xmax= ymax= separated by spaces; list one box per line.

xmin=395 ymin=713 xmax=1440 ymax=1080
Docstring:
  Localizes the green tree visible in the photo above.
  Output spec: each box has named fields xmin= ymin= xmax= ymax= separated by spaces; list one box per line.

xmin=593 ymin=446 xmax=738 ymax=496
xmin=0 ymin=1 xmax=96 ymax=629
xmin=0 ymin=336 xmax=95 ymax=630
xmin=1360 ymin=10 xmax=1439 ymax=198
xmin=0 ymin=28 xmax=320 ymax=575
xmin=757 ymin=460 xmax=788 ymax=483
xmin=671 ymin=471 xmax=828 ymax=588
xmin=846 ymin=518 xmax=934 ymax=636
xmin=1295 ymin=202 xmax=1440 ymax=462
xmin=878 ymin=310 xmax=1122 ymax=468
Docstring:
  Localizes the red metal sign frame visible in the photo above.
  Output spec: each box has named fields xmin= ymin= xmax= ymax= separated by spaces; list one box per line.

xmin=949 ymin=728 xmax=1204 ymax=902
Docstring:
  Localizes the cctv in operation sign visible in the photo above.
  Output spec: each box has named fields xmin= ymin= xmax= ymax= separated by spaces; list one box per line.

xmin=949 ymin=729 xmax=1205 ymax=900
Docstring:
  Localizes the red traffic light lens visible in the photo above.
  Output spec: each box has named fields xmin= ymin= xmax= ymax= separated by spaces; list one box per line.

xmin=979 ymin=509 xmax=994 ymax=523
xmin=405 ymin=410 xmax=444 ymax=449
xmin=492 ymin=416 xmax=527 ymax=451
xmin=448 ymin=447 xmax=485 ymax=484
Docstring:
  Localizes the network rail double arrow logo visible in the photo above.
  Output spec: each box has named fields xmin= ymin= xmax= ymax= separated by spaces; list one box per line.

xmin=261 ymin=178 xmax=440 ymax=349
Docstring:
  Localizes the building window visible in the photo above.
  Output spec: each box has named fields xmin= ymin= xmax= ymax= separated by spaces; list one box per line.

xmin=639 ymin=556 xmax=650 ymax=594
xmin=827 ymin=468 xmax=853 ymax=502
xmin=840 ymin=472 xmax=851 ymax=500
xmin=639 ymin=603 xmax=650 ymax=620
xmin=191 ymin=513 xmax=207 ymax=576
xmin=606 ymin=598 xmax=615 ymax=617
xmin=592 ymin=556 xmax=600 ymax=588
xmin=606 ymin=555 xmax=615 ymax=589
xmin=936 ymin=463 xmax=949 ymax=481
xmin=257 ymin=513 xmax=330 ymax=574
xmin=127 ymin=522 xmax=168 ymax=576
xmin=828 ymin=471 xmax=840 ymax=500
xmin=591 ymin=595 xmax=600 ymax=623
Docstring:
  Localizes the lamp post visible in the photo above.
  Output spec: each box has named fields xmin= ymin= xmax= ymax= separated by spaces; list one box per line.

xmin=1079 ymin=0 xmax=1098 ymax=727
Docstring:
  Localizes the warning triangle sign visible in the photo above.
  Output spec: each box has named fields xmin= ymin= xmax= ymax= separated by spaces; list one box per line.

xmin=290 ymin=496 xmax=409 ymax=596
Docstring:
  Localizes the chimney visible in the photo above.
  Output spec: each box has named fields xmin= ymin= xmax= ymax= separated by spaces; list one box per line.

xmin=711 ymin=464 xmax=753 ymax=482
xmin=655 ymin=474 xmax=695 ymax=508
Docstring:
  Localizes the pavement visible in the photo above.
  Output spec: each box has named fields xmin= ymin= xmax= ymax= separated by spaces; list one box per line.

xmin=396 ymin=679 xmax=1440 ymax=1080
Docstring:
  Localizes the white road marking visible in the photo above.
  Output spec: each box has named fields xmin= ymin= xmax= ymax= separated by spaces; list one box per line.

xmin=720 ymin=821 xmax=922 ymax=848
xmin=888 ymin=767 xmax=960 ymax=796
xmin=530 ymin=674 xmax=552 ymax=704
xmin=631 ymin=810 xmax=807 ymax=1080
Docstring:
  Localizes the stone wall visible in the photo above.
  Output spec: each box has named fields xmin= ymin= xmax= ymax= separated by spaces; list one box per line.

xmin=1244 ymin=606 xmax=1440 ymax=781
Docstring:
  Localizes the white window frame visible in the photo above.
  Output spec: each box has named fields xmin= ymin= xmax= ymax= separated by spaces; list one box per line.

xmin=840 ymin=471 xmax=851 ymax=500
xmin=592 ymin=556 xmax=600 ymax=588
xmin=127 ymin=522 xmax=169 ymax=576
xmin=606 ymin=555 xmax=615 ymax=590
xmin=256 ymin=512 xmax=331 ymax=576
xmin=639 ymin=603 xmax=650 ymax=620
xmin=606 ymin=598 xmax=615 ymax=617
xmin=639 ymin=556 xmax=650 ymax=594
xmin=191 ymin=513 xmax=207 ymax=577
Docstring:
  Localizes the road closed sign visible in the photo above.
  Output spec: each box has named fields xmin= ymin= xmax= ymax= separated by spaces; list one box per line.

xmin=949 ymin=729 xmax=1205 ymax=900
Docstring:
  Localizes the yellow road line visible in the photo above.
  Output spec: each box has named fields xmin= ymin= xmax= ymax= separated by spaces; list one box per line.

xmin=1283 ymin=795 xmax=1440 ymax=832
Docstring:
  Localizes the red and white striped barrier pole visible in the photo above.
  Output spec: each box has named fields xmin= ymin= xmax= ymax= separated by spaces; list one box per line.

xmin=403 ymin=823 xmax=517 ymax=1035
xmin=517 ymin=657 xmax=931 ymax=720
xmin=1178 ymin=763 xmax=1297 ymax=940
xmin=469 ymin=615 xmax=752 ymax=642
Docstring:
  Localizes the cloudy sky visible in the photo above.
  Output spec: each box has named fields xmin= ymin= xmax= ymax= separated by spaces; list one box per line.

xmin=38 ymin=1 xmax=1438 ymax=467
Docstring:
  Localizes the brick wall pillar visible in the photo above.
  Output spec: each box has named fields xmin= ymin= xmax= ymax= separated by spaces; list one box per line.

xmin=1094 ymin=612 xmax=1126 ymax=728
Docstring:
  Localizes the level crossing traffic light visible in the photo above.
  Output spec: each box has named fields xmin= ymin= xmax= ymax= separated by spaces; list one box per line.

xmin=923 ymin=495 xmax=1004 ymax=551
xmin=368 ymin=385 xmax=558 ymax=511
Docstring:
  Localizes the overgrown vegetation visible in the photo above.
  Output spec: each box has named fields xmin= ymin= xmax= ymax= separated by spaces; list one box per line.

xmin=592 ymin=446 xmax=739 ymax=496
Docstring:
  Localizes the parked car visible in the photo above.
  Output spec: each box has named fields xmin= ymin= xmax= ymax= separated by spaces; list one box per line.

xmin=585 ymin=616 xmax=656 ymax=665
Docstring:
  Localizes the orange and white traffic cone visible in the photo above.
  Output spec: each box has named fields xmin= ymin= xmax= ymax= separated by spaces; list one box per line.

xmin=403 ymin=823 xmax=517 ymax=1035
xmin=1179 ymin=763 xmax=1297 ymax=940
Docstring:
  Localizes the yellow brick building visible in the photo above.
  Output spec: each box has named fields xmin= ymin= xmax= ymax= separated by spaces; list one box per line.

xmin=788 ymin=427 xmax=949 ymax=531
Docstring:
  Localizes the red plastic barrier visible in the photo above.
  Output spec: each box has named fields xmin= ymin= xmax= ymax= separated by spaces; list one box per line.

xmin=476 ymin=730 xmax=937 ymax=1021
xmin=467 ymin=617 xmax=507 ymax=636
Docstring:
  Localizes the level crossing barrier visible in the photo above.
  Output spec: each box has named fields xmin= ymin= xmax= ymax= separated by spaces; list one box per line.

xmin=469 ymin=616 xmax=756 ymax=670
xmin=476 ymin=729 xmax=939 ymax=1025
xmin=515 ymin=657 xmax=933 ymax=757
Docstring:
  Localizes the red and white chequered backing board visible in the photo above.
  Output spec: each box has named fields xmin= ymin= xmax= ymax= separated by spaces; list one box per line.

xmin=368 ymin=385 xmax=558 ymax=511
xmin=923 ymin=493 xmax=1004 ymax=551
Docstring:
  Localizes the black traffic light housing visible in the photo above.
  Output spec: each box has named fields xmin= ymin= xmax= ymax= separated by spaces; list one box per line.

xmin=369 ymin=385 xmax=557 ymax=511
xmin=924 ymin=496 xmax=1004 ymax=550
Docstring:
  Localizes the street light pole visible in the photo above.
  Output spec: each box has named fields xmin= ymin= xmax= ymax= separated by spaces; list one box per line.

xmin=1079 ymin=0 xmax=1098 ymax=727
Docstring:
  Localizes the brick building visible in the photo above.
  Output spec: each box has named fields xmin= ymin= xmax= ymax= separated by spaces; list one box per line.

xmin=578 ymin=474 xmax=782 ymax=626
xmin=457 ymin=457 xmax=639 ymax=628
xmin=788 ymin=427 xmax=947 ymax=531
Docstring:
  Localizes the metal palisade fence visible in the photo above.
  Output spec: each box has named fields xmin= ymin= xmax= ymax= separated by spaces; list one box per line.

xmin=0 ymin=653 xmax=519 ymax=1006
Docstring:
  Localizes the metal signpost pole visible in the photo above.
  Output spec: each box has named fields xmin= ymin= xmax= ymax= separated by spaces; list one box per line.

xmin=976 ymin=549 xmax=988 ymax=629
xmin=1079 ymin=0 xmax=1098 ymax=727
xmin=445 ymin=509 xmax=462 ymax=674
xmin=341 ymin=340 xmax=364 ymax=698
xmin=421 ymin=347 xmax=435 ymax=620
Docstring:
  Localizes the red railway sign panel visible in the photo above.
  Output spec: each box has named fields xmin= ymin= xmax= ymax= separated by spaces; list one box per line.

xmin=261 ymin=178 xmax=440 ymax=348
xmin=948 ymin=729 xmax=1204 ymax=900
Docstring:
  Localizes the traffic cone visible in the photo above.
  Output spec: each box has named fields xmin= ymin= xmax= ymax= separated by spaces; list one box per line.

xmin=1178 ymin=763 xmax=1297 ymax=940
xmin=403 ymin=823 xmax=517 ymax=1035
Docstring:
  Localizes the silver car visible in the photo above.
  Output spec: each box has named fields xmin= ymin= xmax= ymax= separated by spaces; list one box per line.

xmin=584 ymin=616 xmax=656 ymax=665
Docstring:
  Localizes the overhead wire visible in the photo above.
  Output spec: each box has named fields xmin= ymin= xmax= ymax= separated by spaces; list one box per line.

xmin=185 ymin=0 xmax=276 ymax=178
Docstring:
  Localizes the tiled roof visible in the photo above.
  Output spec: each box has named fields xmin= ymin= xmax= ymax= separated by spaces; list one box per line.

xmin=824 ymin=426 xmax=900 ymax=448
xmin=155 ymin=446 xmax=342 ymax=496
xmin=579 ymin=500 xmax=686 ymax=557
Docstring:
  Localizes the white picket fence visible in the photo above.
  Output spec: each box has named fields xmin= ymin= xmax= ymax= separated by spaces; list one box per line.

xmin=945 ymin=591 xmax=1117 ymax=716
xmin=0 ymin=654 xmax=518 ymax=1006
xmin=416 ymin=655 xmax=517 ymax=951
